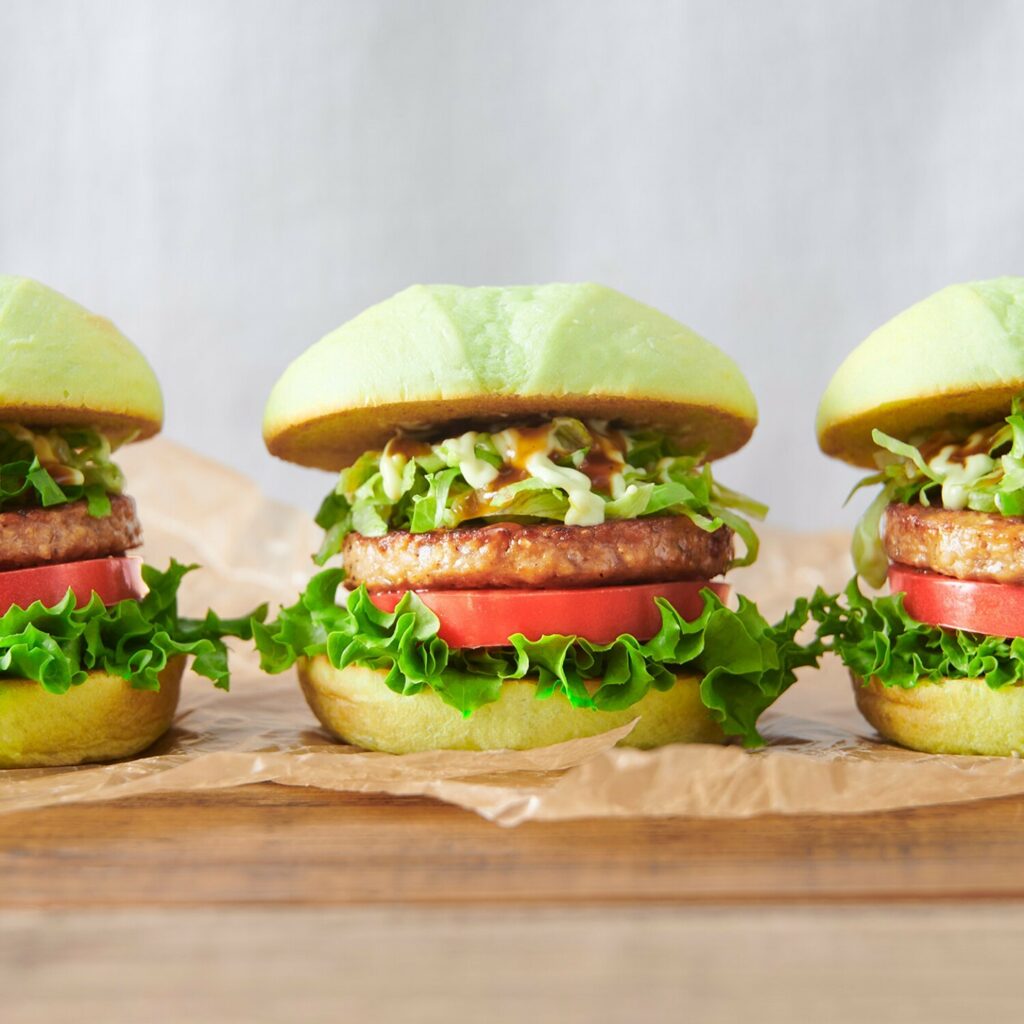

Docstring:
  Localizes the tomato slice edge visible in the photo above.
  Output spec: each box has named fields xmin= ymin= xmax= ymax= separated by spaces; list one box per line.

xmin=0 ymin=556 xmax=146 ymax=617
xmin=889 ymin=564 xmax=1024 ymax=639
xmin=365 ymin=579 xmax=731 ymax=648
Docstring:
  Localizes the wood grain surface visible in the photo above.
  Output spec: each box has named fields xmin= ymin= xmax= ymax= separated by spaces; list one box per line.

xmin=5 ymin=783 xmax=1024 ymax=906
xmin=7 ymin=904 xmax=1024 ymax=1024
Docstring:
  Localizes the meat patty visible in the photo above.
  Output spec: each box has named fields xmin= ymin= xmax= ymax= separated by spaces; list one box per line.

xmin=343 ymin=515 xmax=733 ymax=591
xmin=884 ymin=502 xmax=1024 ymax=584
xmin=0 ymin=494 xmax=142 ymax=570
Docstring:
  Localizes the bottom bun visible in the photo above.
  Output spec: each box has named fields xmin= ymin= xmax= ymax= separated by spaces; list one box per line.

xmin=0 ymin=658 xmax=185 ymax=768
xmin=853 ymin=673 xmax=1024 ymax=756
xmin=299 ymin=656 xmax=725 ymax=752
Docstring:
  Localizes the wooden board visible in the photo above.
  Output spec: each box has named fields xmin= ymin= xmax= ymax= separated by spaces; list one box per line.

xmin=5 ymin=783 xmax=1024 ymax=906
xmin=8 ymin=904 xmax=1024 ymax=1024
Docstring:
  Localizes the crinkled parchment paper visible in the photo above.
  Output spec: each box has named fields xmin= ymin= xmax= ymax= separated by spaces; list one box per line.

xmin=4 ymin=440 xmax=1024 ymax=826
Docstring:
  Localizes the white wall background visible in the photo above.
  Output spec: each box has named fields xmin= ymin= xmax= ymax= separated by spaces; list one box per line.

xmin=1 ymin=0 xmax=1022 ymax=531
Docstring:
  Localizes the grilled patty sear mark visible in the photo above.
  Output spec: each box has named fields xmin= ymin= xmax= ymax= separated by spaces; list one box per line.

xmin=0 ymin=495 xmax=141 ymax=571
xmin=884 ymin=502 xmax=1024 ymax=585
xmin=343 ymin=516 xmax=733 ymax=591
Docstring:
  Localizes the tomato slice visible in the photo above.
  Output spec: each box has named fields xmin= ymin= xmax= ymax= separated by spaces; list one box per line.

xmin=366 ymin=580 xmax=730 ymax=648
xmin=889 ymin=564 xmax=1024 ymax=638
xmin=0 ymin=557 xmax=146 ymax=617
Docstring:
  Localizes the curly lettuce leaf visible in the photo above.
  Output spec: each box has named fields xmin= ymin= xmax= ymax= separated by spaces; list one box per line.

xmin=313 ymin=419 xmax=766 ymax=569
xmin=0 ymin=424 xmax=128 ymax=518
xmin=0 ymin=561 xmax=265 ymax=694
xmin=253 ymin=571 xmax=822 ymax=747
xmin=810 ymin=578 xmax=1024 ymax=690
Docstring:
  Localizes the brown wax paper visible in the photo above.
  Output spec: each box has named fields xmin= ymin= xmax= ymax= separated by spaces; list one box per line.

xmin=5 ymin=439 xmax=1024 ymax=826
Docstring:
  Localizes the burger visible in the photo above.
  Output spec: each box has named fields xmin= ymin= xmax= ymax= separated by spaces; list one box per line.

xmin=0 ymin=276 xmax=257 ymax=768
xmin=814 ymin=276 xmax=1024 ymax=755
xmin=256 ymin=283 xmax=819 ymax=753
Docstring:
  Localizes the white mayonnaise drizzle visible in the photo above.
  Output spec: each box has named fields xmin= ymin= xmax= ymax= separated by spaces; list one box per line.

xmin=380 ymin=421 xmax=621 ymax=523
xmin=490 ymin=427 xmax=527 ymax=464
xmin=525 ymin=452 xmax=605 ymax=525
xmin=379 ymin=445 xmax=408 ymax=502
xmin=927 ymin=445 xmax=996 ymax=510
xmin=446 ymin=431 xmax=499 ymax=489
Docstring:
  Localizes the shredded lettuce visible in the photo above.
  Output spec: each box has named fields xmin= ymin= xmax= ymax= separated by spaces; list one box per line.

xmin=0 ymin=561 xmax=265 ymax=694
xmin=0 ymin=424 xmax=128 ymax=518
xmin=810 ymin=578 xmax=1024 ymax=690
xmin=314 ymin=418 xmax=766 ymax=569
xmin=252 ymin=570 xmax=822 ymax=747
xmin=849 ymin=397 xmax=1024 ymax=585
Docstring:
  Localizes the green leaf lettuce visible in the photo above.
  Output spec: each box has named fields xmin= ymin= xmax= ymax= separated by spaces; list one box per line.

xmin=0 ymin=561 xmax=264 ymax=694
xmin=810 ymin=578 xmax=1024 ymax=690
xmin=253 ymin=571 xmax=823 ymax=747
xmin=0 ymin=423 xmax=129 ymax=518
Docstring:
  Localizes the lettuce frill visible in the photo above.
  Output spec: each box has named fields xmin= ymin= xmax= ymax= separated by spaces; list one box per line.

xmin=0 ymin=561 xmax=262 ymax=693
xmin=253 ymin=570 xmax=822 ymax=747
xmin=810 ymin=579 xmax=1024 ymax=690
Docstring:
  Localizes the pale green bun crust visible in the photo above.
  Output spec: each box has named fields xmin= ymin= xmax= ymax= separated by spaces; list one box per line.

xmin=0 ymin=276 xmax=163 ymax=438
xmin=298 ymin=655 xmax=725 ymax=752
xmin=853 ymin=673 xmax=1024 ymax=756
xmin=817 ymin=277 xmax=1024 ymax=467
xmin=264 ymin=283 xmax=757 ymax=470
xmin=0 ymin=658 xmax=184 ymax=768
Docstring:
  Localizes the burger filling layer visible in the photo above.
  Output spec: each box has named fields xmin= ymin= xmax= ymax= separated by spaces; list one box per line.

xmin=851 ymin=400 xmax=1024 ymax=587
xmin=882 ymin=503 xmax=1024 ymax=585
xmin=0 ymin=494 xmax=141 ymax=570
xmin=0 ymin=423 xmax=128 ymax=518
xmin=0 ymin=423 xmax=259 ymax=696
xmin=0 ymin=423 xmax=140 ymax=567
xmin=314 ymin=418 xmax=765 ymax=568
xmin=342 ymin=515 xmax=733 ymax=591
xmin=811 ymin=396 xmax=1024 ymax=697
xmin=255 ymin=418 xmax=822 ymax=747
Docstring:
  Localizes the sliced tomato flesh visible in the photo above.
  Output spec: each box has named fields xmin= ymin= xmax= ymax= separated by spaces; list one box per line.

xmin=0 ymin=556 xmax=146 ymax=617
xmin=889 ymin=564 xmax=1024 ymax=638
xmin=365 ymin=579 xmax=731 ymax=649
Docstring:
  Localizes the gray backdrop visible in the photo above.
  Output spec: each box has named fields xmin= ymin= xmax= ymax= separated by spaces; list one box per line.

xmin=2 ymin=0 xmax=1022 ymax=531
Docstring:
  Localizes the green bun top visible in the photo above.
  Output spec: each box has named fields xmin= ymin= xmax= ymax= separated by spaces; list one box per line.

xmin=0 ymin=276 xmax=163 ymax=439
xmin=817 ymin=277 xmax=1024 ymax=467
xmin=264 ymin=283 xmax=758 ymax=470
